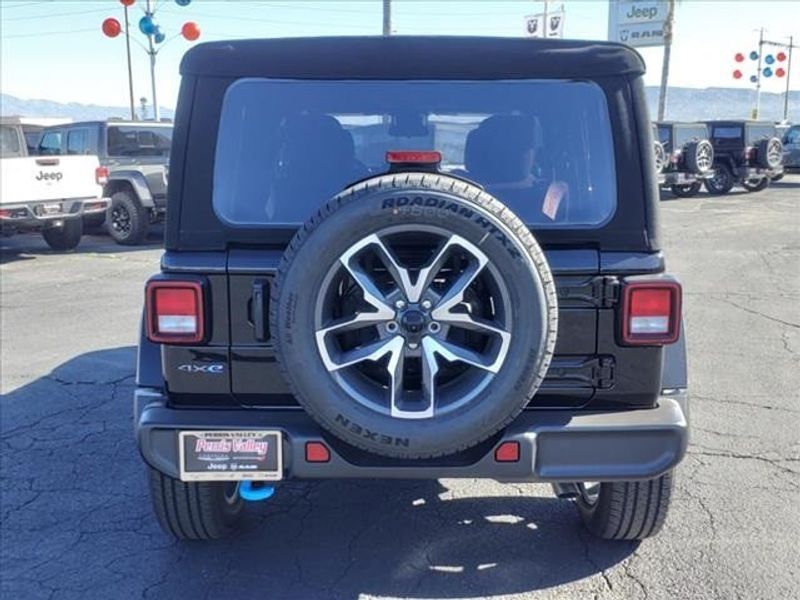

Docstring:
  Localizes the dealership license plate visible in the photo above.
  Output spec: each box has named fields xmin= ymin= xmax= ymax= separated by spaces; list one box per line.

xmin=35 ymin=203 xmax=63 ymax=216
xmin=178 ymin=430 xmax=283 ymax=482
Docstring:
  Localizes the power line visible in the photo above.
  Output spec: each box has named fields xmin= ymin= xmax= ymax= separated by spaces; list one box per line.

xmin=2 ymin=7 xmax=110 ymax=21
xmin=158 ymin=7 xmax=377 ymax=30
xmin=3 ymin=26 xmax=97 ymax=39
xmin=0 ymin=1 xmax=55 ymax=10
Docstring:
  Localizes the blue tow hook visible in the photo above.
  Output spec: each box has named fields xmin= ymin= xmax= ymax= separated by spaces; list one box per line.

xmin=239 ymin=480 xmax=275 ymax=502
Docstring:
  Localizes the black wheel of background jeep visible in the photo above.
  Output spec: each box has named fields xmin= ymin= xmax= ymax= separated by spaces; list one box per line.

xmin=742 ymin=177 xmax=769 ymax=192
xmin=272 ymin=173 xmax=558 ymax=459
xmin=670 ymin=182 xmax=702 ymax=198
xmin=575 ymin=471 xmax=674 ymax=540
xmin=771 ymin=173 xmax=785 ymax=182
xmin=42 ymin=218 xmax=83 ymax=251
xmin=704 ymin=165 xmax=735 ymax=195
xmin=148 ymin=467 xmax=243 ymax=540
xmin=108 ymin=190 xmax=149 ymax=245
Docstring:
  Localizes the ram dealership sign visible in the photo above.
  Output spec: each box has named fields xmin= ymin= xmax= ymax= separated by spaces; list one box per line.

xmin=607 ymin=0 xmax=668 ymax=48
xmin=524 ymin=9 xmax=566 ymax=39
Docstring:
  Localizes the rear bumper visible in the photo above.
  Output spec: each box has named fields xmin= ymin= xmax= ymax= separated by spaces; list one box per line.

xmin=135 ymin=389 xmax=689 ymax=483
xmin=0 ymin=197 xmax=109 ymax=231
xmin=661 ymin=171 xmax=709 ymax=185
xmin=734 ymin=166 xmax=784 ymax=179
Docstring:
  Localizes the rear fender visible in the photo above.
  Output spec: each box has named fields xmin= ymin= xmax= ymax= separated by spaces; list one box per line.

xmin=106 ymin=171 xmax=154 ymax=208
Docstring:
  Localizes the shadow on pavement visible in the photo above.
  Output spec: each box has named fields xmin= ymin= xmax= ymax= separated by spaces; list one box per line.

xmin=1 ymin=347 xmax=635 ymax=599
xmin=0 ymin=227 xmax=163 ymax=265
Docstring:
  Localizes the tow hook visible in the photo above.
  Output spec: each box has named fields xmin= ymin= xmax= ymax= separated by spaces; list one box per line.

xmin=239 ymin=480 xmax=275 ymax=502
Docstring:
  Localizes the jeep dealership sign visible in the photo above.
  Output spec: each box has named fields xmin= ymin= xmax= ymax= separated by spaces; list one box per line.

xmin=607 ymin=0 xmax=667 ymax=48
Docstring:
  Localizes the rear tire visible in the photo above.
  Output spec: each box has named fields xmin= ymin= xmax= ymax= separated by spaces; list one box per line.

xmin=575 ymin=472 xmax=674 ymax=540
xmin=670 ymin=182 xmax=702 ymax=198
xmin=108 ymin=190 xmax=149 ymax=245
xmin=704 ymin=165 xmax=734 ymax=195
xmin=42 ymin=219 xmax=82 ymax=251
xmin=148 ymin=467 xmax=244 ymax=540
xmin=742 ymin=177 xmax=769 ymax=192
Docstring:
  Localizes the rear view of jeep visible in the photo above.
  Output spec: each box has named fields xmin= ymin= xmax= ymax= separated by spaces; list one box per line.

xmin=135 ymin=37 xmax=688 ymax=542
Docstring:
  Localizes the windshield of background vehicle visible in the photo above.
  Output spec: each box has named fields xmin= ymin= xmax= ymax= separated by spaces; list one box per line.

xmin=107 ymin=126 xmax=172 ymax=158
xmin=213 ymin=79 xmax=617 ymax=228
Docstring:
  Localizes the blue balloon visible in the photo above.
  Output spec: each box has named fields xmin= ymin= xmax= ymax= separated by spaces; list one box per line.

xmin=139 ymin=15 xmax=156 ymax=35
xmin=765 ymin=54 xmax=775 ymax=65
xmin=750 ymin=75 xmax=758 ymax=83
xmin=155 ymin=32 xmax=166 ymax=44
xmin=175 ymin=0 xmax=191 ymax=5
xmin=749 ymin=51 xmax=759 ymax=61
xmin=763 ymin=67 xmax=773 ymax=77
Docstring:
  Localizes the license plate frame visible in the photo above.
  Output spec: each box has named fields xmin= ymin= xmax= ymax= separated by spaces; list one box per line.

xmin=178 ymin=430 xmax=283 ymax=482
xmin=36 ymin=202 xmax=64 ymax=216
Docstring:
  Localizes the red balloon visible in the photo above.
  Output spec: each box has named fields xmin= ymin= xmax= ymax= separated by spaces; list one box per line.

xmin=735 ymin=52 xmax=745 ymax=63
xmin=776 ymin=68 xmax=786 ymax=78
xmin=733 ymin=69 xmax=743 ymax=79
xmin=777 ymin=51 xmax=787 ymax=62
xmin=181 ymin=21 xmax=200 ymax=41
xmin=120 ymin=0 xmax=135 ymax=6
xmin=102 ymin=17 xmax=122 ymax=38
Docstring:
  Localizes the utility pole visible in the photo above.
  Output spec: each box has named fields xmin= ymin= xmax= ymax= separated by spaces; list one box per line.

xmin=543 ymin=0 xmax=549 ymax=33
xmin=123 ymin=4 xmax=135 ymax=121
xmin=657 ymin=0 xmax=675 ymax=121
xmin=145 ymin=0 xmax=159 ymax=121
xmin=754 ymin=27 xmax=764 ymax=119
xmin=383 ymin=0 xmax=391 ymax=36
xmin=784 ymin=36 xmax=794 ymax=122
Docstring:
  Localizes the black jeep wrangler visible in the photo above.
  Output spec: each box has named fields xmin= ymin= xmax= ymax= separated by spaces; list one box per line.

xmin=654 ymin=122 xmax=714 ymax=197
xmin=38 ymin=120 xmax=172 ymax=245
xmin=703 ymin=120 xmax=784 ymax=194
xmin=135 ymin=37 xmax=688 ymax=542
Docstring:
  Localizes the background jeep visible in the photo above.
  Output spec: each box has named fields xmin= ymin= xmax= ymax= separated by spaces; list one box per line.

xmin=38 ymin=120 xmax=172 ymax=245
xmin=703 ymin=120 xmax=784 ymax=194
xmin=654 ymin=121 xmax=714 ymax=197
xmin=136 ymin=37 xmax=688 ymax=542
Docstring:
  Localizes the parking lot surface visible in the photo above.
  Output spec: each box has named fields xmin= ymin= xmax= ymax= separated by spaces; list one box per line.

xmin=2 ymin=179 xmax=799 ymax=600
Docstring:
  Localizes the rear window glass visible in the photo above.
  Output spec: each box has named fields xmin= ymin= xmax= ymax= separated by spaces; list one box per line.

xmin=107 ymin=126 xmax=172 ymax=157
xmin=712 ymin=126 xmax=742 ymax=140
xmin=213 ymin=79 xmax=617 ymax=228
xmin=656 ymin=125 xmax=671 ymax=147
xmin=674 ymin=126 xmax=707 ymax=146
xmin=0 ymin=125 xmax=22 ymax=158
xmin=747 ymin=125 xmax=776 ymax=142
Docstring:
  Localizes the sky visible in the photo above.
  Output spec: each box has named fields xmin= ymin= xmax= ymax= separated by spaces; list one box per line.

xmin=1 ymin=0 xmax=798 ymax=111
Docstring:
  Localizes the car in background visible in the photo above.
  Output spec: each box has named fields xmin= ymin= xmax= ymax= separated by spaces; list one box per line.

xmin=780 ymin=124 xmax=800 ymax=174
xmin=703 ymin=120 xmax=784 ymax=194
xmin=652 ymin=124 xmax=667 ymax=185
xmin=37 ymin=120 xmax=172 ymax=245
xmin=1 ymin=117 xmax=107 ymax=250
xmin=654 ymin=122 xmax=714 ymax=197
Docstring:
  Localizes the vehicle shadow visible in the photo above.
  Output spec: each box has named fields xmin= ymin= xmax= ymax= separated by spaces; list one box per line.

xmin=1 ymin=347 xmax=635 ymax=599
xmin=0 ymin=226 xmax=163 ymax=265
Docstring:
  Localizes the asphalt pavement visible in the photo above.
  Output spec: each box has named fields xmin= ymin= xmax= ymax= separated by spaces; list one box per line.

xmin=2 ymin=178 xmax=799 ymax=600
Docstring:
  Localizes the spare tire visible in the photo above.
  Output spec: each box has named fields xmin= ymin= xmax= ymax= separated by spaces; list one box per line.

xmin=684 ymin=140 xmax=714 ymax=174
xmin=653 ymin=142 xmax=667 ymax=174
xmin=756 ymin=137 xmax=783 ymax=169
xmin=271 ymin=173 xmax=558 ymax=459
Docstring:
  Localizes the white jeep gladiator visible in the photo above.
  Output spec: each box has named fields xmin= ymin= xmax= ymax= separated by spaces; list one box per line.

xmin=1 ymin=117 xmax=108 ymax=250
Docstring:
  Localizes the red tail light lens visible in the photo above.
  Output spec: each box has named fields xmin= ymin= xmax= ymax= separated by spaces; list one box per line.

xmin=305 ymin=442 xmax=331 ymax=463
xmin=621 ymin=281 xmax=681 ymax=345
xmin=146 ymin=281 xmax=204 ymax=343
xmin=386 ymin=150 xmax=442 ymax=165
xmin=494 ymin=441 xmax=520 ymax=463
xmin=745 ymin=147 xmax=756 ymax=161
xmin=95 ymin=166 xmax=109 ymax=185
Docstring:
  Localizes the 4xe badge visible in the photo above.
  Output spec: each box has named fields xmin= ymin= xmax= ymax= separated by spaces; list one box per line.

xmin=178 ymin=363 xmax=225 ymax=374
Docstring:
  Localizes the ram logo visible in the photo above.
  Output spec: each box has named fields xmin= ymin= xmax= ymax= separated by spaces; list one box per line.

xmin=178 ymin=363 xmax=225 ymax=374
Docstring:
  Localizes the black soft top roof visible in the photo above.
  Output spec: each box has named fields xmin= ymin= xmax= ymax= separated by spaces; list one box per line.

xmin=180 ymin=36 xmax=645 ymax=80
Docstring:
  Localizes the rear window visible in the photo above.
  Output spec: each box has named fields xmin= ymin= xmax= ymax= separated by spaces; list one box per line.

xmin=747 ymin=125 xmax=776 ymax=143
xmin=0 ymin=125 xmax=23 ymax=158
xmin=107 ymin=126 xmax=172 ymax=157
xmin=712 ymin=126 xmax=742 ymax=140
xmin=213 ymin=79 xmax=617 ymax=228
xmin=674 ymin=126 xmax=707 ymax=146
xmin=656 ymin=125 xmax=671 ymax=148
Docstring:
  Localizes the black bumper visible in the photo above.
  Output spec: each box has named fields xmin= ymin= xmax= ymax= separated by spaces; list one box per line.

xmin=135 ymin=388 xmax=689 ymax=483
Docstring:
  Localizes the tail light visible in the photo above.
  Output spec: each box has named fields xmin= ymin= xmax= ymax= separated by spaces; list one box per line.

xmin=621 ymin=280 xmax=681 ymax=345
xmin=146 ymin=280 xmax=204 ymax=343
xmin=95 ymin=166 xmax=109 ymax=185
xmin=745 ymin=147 xmax=756 ymax=162
xmin=671 ymin=150 xmax=682 ymax=164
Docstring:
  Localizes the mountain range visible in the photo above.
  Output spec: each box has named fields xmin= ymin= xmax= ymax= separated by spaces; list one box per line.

xmin=1 ymin=87 xmax=797 ymax=123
